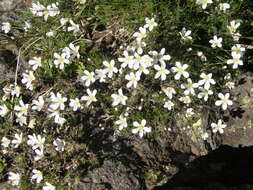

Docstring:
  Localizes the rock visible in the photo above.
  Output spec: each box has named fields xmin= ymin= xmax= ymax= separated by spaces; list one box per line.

xmin=219 ymin=73 xmax=253 ymax=147
xmin=74 ymin=159 xmax=143 ymax=190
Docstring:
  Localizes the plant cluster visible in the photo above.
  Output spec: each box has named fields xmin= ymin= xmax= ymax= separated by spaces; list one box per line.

xmin=0 ymin=0 xmax=252 ymax=189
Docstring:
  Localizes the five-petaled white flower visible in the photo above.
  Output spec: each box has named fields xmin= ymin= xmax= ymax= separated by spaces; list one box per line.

xmin=125 ymin=72 xmax=140 ymax=88
xmin=185 ymin=108 xmax=194 ymax=118
xmin=179 ymin=27 xmax=192 ymax=41
xmin=171 ymin=62 xmax=189 ymax=80
xmin=132 ymin=119 xmax=151 ymax=138
xmin=68 ymin=19 xmax=80 ymax=34
xmin=14 ymin=99 xmax=29 ymax=117
xmin=53 ymin=53 xmax=70 ymax=69
xmin=118 ymin=50 xmax=135 ymax=69
xmin=69 ymin=98 xmax=82 ymax=111
xmin=197 ymin=87 xmax=213 ymax=101
xmin=215 ymin=93 xmax=233 ymax=110
xmin=196 ymin=0 xmax=213 ymax=9
xmin=27 ymin=134 xmax=45 ymax=150
xmin=150 ymin=48 xmax=171 ymax=65
xmin=198 ymin=73 xmax=216 ymax=90
xmin=209 ymin=35 xmax=222 ymax=48
xmin=162 ymin=87 xmax=176 ymax=99
xmin=181 ymin=79 xmax=199 ymax=95
xmin=31 ymin=169 xmax=43 ymax=184
xmin=154 ymin=62 xmax=170 ymax=80
xmin=133 ymin=27 xmax=147 ymax=41
xmin=227 ymin=52 xmax=243 ymax=69
xmin=111 ymin=89 xmax=128 ymax=106
xmin=219 ymin=3 xmax=230 ymax=12
xmin=49 ymin=92 xmax=67 ymax=111
xmin=164 ymin=100 xmax=174 ymax=110
xmin=22 ymin=70 xmax=35 ymax=90
xmin=29 ymin=57 xmax=42 ymax=71
xmin=103 ymin=60 xmax=118 ymax=78
xmin=227 ymin=20 xmax=240 ymax=35
xmin=53 ymin=138 xmax=66 ymax=152
xmin=211 ymin=119 xmax=227 ymax=134
xmin=8 ymin=172 xmax=20 ymax=186
xmin=115 ymin=115 xmax=128 ymax=130
xmin=81 ymin=70 xmax=96 ymax=86
xmin=144 ymin=18 xmax=158 ymax=31
xmin=32 ymin=96 xmax=45 ymax=111
xmin=81 ymin=89 xmax=97 ymax=106
xmin=12 ymin=133 xmax=23 ymax=148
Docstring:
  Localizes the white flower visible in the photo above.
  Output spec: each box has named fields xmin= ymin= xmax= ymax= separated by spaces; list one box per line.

xmin=12 ymin=133 xmax=23 ymax=148
xmin=179 ymin=96 xmax=191 ymax=104
xmin=209 ymin=35 xmax=222 ymax=48
xmin=95 ymin=69 xmax=107 ymax=82
xmin=179 ymin=27 xmax=192 ymax=41
xmin=150 ymin=48 xmax=171 ymax=64
xmin=1 ymin=22 xmax=11 ymax=33
xmin=196 ymin=0 xmax=213 ymax=9
xmin=136 ymin=60 xmax=150 ymax=76
xmin=32 ymin=96 xmax=45 ymax=111
xmin=34 ymin=148 xmax=44 ymax=161
xmin=53 ymin=138 xmax=65 ymax=152
xmin=197 ymin=87 xmax=213 ymax=101
xmin=185 ymin=108 xmax=194 ymax=118
xmin=219 ymin=3 xmax=230 ymax=12
xmin=215 ymin=93 xmax=233 ymax=110
xmin=11 ymin=85 xmax=21 ymax=98
xmin=48 ymin=108 xmax=66 ymax=126
xmin=232 ymin=44 xmax=245 ymax=58
xmin=162 ymin=87 xmax=176 ymax=99
xmin=227 ymin=20 xmax=240 ymax=35
xmin=43 ymin=182 xmax=56 ymax=190
xmin=132 ymin=120 xmax=151 ymax=138
xmin=171 ymin=62 xmax=189 ymax=80
xmin=16 ymin=115 xmax=27 ymax=126
xmin=81 ymin=89 xmax=97 ymax=106
xmin=144 ymin=18 xmax=158 ymax=31
xmin=198 ymin=73 xmax=216 ymax=90
xmin=118 ymin=51 xmax=135 ymax=68
xmin=154 ymin=62 xmax=170 ymax=80
xmin=129 ymin=40 xmax=146 ymax=55
xmin=111 ymin=89 xmax=128 ymax=106
xmin=103 ymin=60 xmax=118 ymax=78
xmin=21 ymin=70 xmax=35 ymax=90
xmin=201 ymin=132 xmax=209 ymax=140
xmin=225 ymin=81 xmax=235 ymax=89
xmin=211 ymin=120 xmax=227 ymax=134
xmin=81 ymin=70 xmax=96 ymax=86
xmin=1 ymin=137 xmax=10 ymax=148
xmin=133 ymin=27 xmax=147 ymax=41
xmin=132 ymin=53 xmax=142 ymax=70
xmin=227 ymin=52 xmax=243 ymax=69
xmin=49 ymin=92 xmax=67 ymax=111
xmin=54 ymin=53 xmax=70 ymax=69
xmin=29 ymin=57 xmax=42 ymax=71
xmin=181 ymin=79 xmax=199 ymax=95
xmin=27 ymin=134 xmax=45 ymax=150
xmin=69 ymin=98 xmax=82 ymax=111
xmin=30 ymin=2 xmax=45 ymax=16
xmin=125 ymin=72 xmax=140 ymax=88
xmin=60 ymin=18 xmax=69 ymax=26
xmin=164 ymin=100 xmax=174 ymax=110
xmin=31 ymin=169 xmax=43 ymax=184
xmin=8 ymin=172 xmax=20 ymax=186
xmin=14 ymin=99 xmax=29 ymax=117
xmin=0 ymin=104 xmax=9 ymax=117
xmin=115 ymin=115 xmax=128 ymax=130
xmin=46 ymin=30 xmax=55 ymax=37
xmin=67 ymin=19 xmax=80 ymax=34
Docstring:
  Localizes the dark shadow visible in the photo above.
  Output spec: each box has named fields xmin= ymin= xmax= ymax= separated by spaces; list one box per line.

xmin=153 ymin=145 xmax=253 ymax=190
